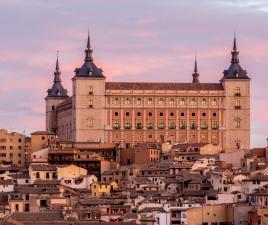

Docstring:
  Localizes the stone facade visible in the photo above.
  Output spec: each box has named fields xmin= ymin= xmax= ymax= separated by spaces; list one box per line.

xmin=0 ymin=129 xmax=26 ymax=166
xmin=45 ymin=34 xmax=250 ymax=152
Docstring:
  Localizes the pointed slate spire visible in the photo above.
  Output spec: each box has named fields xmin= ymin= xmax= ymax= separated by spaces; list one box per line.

xmin=75 ymin=31 xmax=105 ymax=78
xmin=231 ymin=34 xmax=239 ymax=63
xmin=192 ymin=57 xmax=200 ymax=83
xmin=46 ymin=51 xmax=68 ymax=97
xmin=85 ymin=31 xmax=93 ymax=62
xmin=222 ymin=34 xmax=249 ymax=80
xmin=54 ymin=51 xmax=61 ymax=83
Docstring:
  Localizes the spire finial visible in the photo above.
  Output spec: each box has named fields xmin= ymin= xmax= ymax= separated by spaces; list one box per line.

xmin=192 ymin=56 xmax=200 ymax=83
xmin=54 ymin=51 xmax=61 ymax=83
xmin=231 ymin=33 xmax=239 ymax=63
xmin=85 ymin=31 xmax=93 ymax=62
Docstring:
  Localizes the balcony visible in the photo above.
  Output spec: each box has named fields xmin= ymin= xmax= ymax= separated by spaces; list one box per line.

xmin=212 ymin=126 xmax=218 ymax=130
xmin=136 ymin=125 xmax=143 ymax=130
xmin=179 ymin=125 xmax=186 ymax=130
xmin=190 ymin=125 xmax=196 ymax=130
xmin=235 ymin=105 xmax=241 ymax=110
xmin=147 ymin=126 xmax=154 ymax=129
xmin=200 ymin=125 xmax=208 ymax=130
xmin=169 ymin=125 xmax=176 ymax=130
xmin=234 ymin=93 xmax=241 ymax=97
xmin=113 ymin=126 xmax=120 ymax=130
xmin=124 ymin=126 xmax=131 ymax=130
xmin=158 ymin=126 xmax=165 ymax=129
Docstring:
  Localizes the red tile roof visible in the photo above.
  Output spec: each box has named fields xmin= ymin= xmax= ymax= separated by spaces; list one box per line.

xmin=105 ymin=82 xmax=223 ymax=90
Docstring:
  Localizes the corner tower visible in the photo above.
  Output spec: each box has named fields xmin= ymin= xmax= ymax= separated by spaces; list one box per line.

xmin=221 ymin=36 xmax=250 ymax=152
xmin=72 ymin=33 xmax=106 ymax=142
xmin=45 ymin=54 xmax=69 ymax=133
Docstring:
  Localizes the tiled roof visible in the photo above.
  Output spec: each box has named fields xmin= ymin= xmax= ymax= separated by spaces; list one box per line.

xmin=30 ymin=164 xmax=57 ymax=171
xmin=105 ymin=82 xmax=223 ymax=91
xmin=0 ymin=180 xmax=13 ymax=185
xmin=10 ymin=211 xmax=64 ymax=222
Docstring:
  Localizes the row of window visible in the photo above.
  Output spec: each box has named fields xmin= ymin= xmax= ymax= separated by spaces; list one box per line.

xmin=0 ymin=138 xmax=22 ymax=143
xmin=111 ymin=97 xmax=220 ymax=106
xmin=0 ymin=146 xmax=22 ymax=150
xmin=113 ymin=111 xmax=218 ymax=117
xmin=113 ymin=120 xmax=219 ymax=130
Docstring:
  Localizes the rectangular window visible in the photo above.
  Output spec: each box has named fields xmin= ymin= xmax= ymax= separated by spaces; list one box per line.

xmin=147 ymin=98 xmax=153 ymax=105
xmin=235 ymin=99 xmax=241 ymax=109
xmin=89 ymin=99 xmax=93 ymax=108
xmin=125 ymin=120 xmax=131 ymax=129
xmin=201 ymin=120 xmax=207 ymax=130
xmin=125 ymin=98 xmax=130 ymax=105
xmin=113 ymin=120 xmax=120 ymax=129
xmin=136 ymin=98 xmax=141 ymax=105
xmin=190 ymin=120 xmax=196 ymax=129
xmin=89 ymin=86 xmax=93 ymax=95
xmin=180 ymin=98 xmax=185 ymax=106
xmin=169 ymin=120 xmax=175 ymax=129
xmin=136 ymin=120 xmax=142 ymax=129
xmin=158 ymin=121 xmax=164 ymax=129
xmin=179 ymin=120 xmax=186 ymax=129
xmin=212 ymin=121 xmax=218 ymax=129
xmin=235 ymin=87 xmax=241 ymax=96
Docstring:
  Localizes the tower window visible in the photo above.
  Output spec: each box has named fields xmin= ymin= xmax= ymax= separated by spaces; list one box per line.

xmin=89 ymin=99 xmax=93 ymax=108
xmin=89 ymin=86 xmax=93 ymax=95
xmin=235 ymin=87 xmax=241 ymax=96
xmin=213 ymin=112 xmax=217 ymax=117
xmin=180 ymin=112 xmax=185 ymax=117
xmin=191 ymin=112 xmax=195 ymax=117
xmin=235 ymin=99 xmax=241 ymax=109
xmin=52 ymin=105 xmax=55 ymax=111
xmin=88 ymin=118 xmax=93 ymax=127
xmin=148 ymin=112 xmax=152 ymax=117
xmin=137 ymin=112 xmax=141 ymax=116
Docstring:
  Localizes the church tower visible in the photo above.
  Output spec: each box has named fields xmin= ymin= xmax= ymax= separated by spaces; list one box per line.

xmin=72 ymin=33 xmax=106 ymax=142
xmin=221 ymin=36 xmax=250 ymax=152
xmin=45 ymin=54 xmax=69 ymax=133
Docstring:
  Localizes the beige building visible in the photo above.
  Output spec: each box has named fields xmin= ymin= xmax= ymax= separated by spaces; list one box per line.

xmin=187 ymin=204 xmax=232 ymax=225
xmin=45 ymin=34 xmax=250 ymax=152
xmin=0 ymin=129 xmax=26 ymax=166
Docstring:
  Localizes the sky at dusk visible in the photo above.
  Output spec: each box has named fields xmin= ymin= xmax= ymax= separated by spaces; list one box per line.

xmin=0 ymin=0 xmax=268 ymax=147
